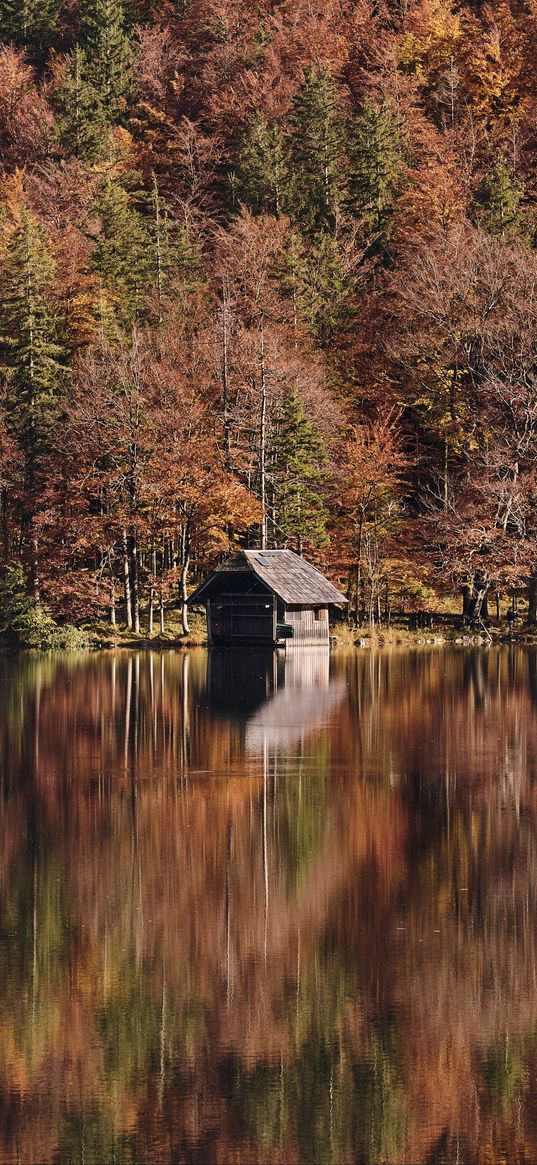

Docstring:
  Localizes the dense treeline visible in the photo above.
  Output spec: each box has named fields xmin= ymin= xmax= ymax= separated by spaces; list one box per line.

xmin=2 ymin=0 xmax=537 ymax=634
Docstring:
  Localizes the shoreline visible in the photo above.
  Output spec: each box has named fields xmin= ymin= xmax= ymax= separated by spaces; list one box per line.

xmin=2 ymin=626 xmax=537 ymax=652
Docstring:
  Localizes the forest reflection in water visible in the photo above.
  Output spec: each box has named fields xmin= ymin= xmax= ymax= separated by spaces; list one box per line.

xmin=1 ymin=647 xmax=537 ymax=1162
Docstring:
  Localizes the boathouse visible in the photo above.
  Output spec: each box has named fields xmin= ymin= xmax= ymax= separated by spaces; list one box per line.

xmin=188 ymin=549 xmax=347 ymax=646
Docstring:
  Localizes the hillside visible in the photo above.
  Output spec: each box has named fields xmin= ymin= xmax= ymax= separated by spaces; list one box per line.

xmin=1 ymin=0 xmax=537 ymax=636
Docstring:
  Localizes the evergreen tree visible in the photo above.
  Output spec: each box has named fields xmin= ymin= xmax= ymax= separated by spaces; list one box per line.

xmin=79 ymin=0 xmax=134 ymax=122
xmin=0 ymin=209 xmax=66 ymax=597
xmin=0 ymin=209 xmax=66 ymax=463
xmin=271 ymin=389 xmax=328 ymax=553
xmin=277 ymin=229 xmax=310 ymax=333
xmin=302 ymin=235 xmax=355 ymax=346
xmin=474 ymin=155 xmax=524 ymax=237
xmin=289 ymin=68 xmax=344 ymax=235
xmin=235 ymin=116 xmax=288 ymax=217
xmin=345 ymin=98 xmax=403 ymax=250
xmin=93 ymin=179 xmax=151 ymax=326
xmin=55 ymin=45 xmax=107 ymax=160
xmin=0 ymin=0 xmax=60 ymax=66
xmin=147 ymin=177 xmax=199 ymax=314
xmin=278 ymin=232 xmax=354 ymax=346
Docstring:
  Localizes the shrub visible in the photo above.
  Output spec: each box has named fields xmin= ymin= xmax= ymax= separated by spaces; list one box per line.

xmin=0 ymin=565 xmax=89 ymax=650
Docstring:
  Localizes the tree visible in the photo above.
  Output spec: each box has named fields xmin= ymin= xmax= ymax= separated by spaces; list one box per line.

xmin=0 ymin=46 xmax=53 ymax=169
xmin=280 ymin=232 xmax=357 ymax=347
xmin=92 ymin=177 xmax=152 ymax=327
xmin=53 ymin=45 xmax=107 ymax=161
xmin=59 ymin=322 xmax=259 ymax=633
xmin=289 ymin=67 xmax=344 ymax=235
xmin=146 ymin=174 xmax=198 ymax=317
xmin=212 ymin=211 xmax=336 ymax=551
xmin=212 ymin=212 xmax=288 ymax=549
xmin=473 ymin=155 xmax=524 ymax=238
xmin=235 ymin=115 xmax=288 ymax=217
xmin=0 ymin=0 xmax=60 ymax=67
xmin=79 ymin=0 xmax=134 ymax=123
xmin=147 ymin=398 xmax=259 ymax=634
xmin=0 ymin=399 xmax=18 ymax=565
xmin=391 ymin=224 xmax=537 ymax=619
xmin=0 ymin=200 xmax=67 ymax=598
xmin=345 ymin=97 xmax=403 ymax=252
xmin=395 ymin=0 xmax=470 ymax=128
xmin=332 ymin=415 xmax=407 ymax=623
xmin=271 ymin=388 xmax=328 ymax=553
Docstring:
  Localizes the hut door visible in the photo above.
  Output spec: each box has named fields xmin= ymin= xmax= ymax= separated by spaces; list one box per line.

xmin=209 ymin=593 xmax=276 ymax=644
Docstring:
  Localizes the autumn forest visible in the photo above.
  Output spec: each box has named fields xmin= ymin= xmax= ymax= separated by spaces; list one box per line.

xmin=1 ymin=0 xmax=537 ymax=639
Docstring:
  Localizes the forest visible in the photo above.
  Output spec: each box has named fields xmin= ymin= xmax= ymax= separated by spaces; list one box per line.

xmin=1 ymin=0 xmax=537 ymax=640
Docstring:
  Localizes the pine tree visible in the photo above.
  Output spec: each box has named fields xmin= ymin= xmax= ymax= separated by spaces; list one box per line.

xmin=235 ymin=116 xmax=288 ymax=217
xmin=289 ymin=68 xmax=344 ymax=235
xmin=146 ymin=177 xmax=199 ymax=316
xmin=277 ymin=229 xmax=310 ymax=333
xmin=0 ymin=209 xmax=66 ymax=461
xmin=474 ymin=155 xmax=524 ymax=237
xmin=79 ymin=0 xmax=134 ymax=122
xmin=55 ymin=45 xmax=107 ymax=160
xmin=93 ymin=179 xmax=152 ymax=326
xmin=278 ymin=232 xmax=354 ymax=346
xmin=0 ymin=0 xmax=60 ymax=66
xmin=0 ymin=209 xmax=66 ymax=597
xmin=271 ymin=389 xmax=328 ymax=553
xmin=345 ymin=98 xmax=403 ymax=250
xmin=302 ymin=235 xmax=355 ymax=346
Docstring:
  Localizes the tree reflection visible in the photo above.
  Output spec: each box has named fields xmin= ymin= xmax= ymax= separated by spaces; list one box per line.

xmin=2 ymin=648 xmax=537 ymax=1160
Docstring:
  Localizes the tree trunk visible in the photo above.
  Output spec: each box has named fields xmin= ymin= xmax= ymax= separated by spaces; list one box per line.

xmin=179 ymin=524 xmax=190 ymax=636
xmin=30 ymin=534 xmax=40 ymax=605
xmin=355 ymin=514 xmax=364 ymax=627
xmin=463 ymin=572 xmax=489 ymax=623
xmin=152 ymin=173 xmax=163 ymax=322
xmin=128 ymin=533 xmax=140 ymax=634
xmin=122 ymin=528 xmax=133 ymax=630
xmin=528 ymin=569 xmax=537 ymax=624
xmin=180 ymin=560 xmax=190 ymax=635
xmin=221 ymin=280 xmax=233 ymax=471
xmin=259 ymin=316 xmax=267 ymax=550
xmin=110 ymin=574 xmax=116 ymax=627
xmin=1 ymin=489 xmax=8 ymax=565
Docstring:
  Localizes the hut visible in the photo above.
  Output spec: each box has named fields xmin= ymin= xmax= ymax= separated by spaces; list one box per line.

xmin=188 ymin=549 xmax=347 ymax=646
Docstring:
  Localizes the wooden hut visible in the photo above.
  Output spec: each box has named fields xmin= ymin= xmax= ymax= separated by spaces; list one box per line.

xmin=188 ymin=549 xmax=347 ymax=646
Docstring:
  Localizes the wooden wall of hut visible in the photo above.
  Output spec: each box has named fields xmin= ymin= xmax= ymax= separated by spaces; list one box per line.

xmin=284 ymin=606 xmax=330 ymax=645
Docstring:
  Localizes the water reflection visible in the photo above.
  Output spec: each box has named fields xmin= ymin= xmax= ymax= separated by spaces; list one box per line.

xmin=1 ymin=647 xmax=537 ymax=1161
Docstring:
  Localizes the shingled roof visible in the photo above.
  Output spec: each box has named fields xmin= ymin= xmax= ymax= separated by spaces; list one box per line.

xmin=188 ymin=549 xmax=347 ymax=607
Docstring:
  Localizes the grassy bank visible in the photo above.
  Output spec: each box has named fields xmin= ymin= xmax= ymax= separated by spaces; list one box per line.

xmin=77 ymin=610 xmax=208 ymax=650
xmin=3 ymin=610 xmax=537 ymax=653
xmin=330 ymin=621 xmax=537 ymax=648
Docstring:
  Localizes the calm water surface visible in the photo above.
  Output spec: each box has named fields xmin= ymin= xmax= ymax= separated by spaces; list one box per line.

xmin=1 ymin=646 xmax=537 ymax=1163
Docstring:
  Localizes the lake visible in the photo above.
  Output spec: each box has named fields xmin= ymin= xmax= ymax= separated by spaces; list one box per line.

xmin=0 ymin=646 xmax=537 ymax=1164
